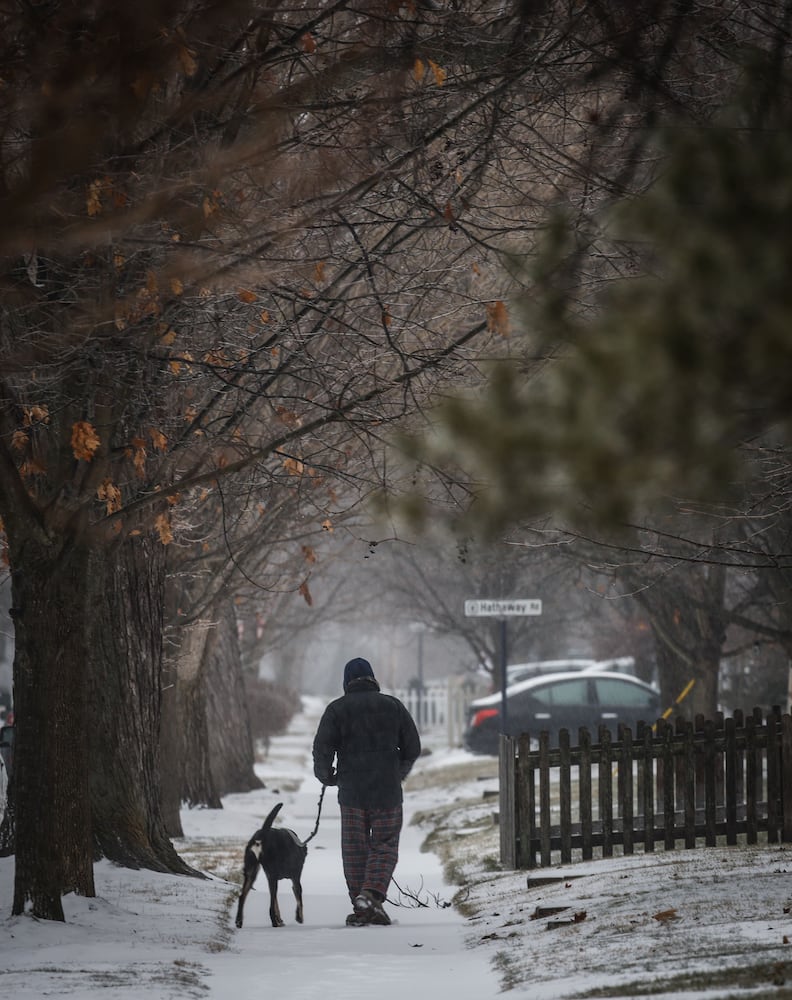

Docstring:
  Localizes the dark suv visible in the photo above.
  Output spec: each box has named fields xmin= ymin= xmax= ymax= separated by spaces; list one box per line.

xmin=463 ymin=671 xmax=661 ymax=755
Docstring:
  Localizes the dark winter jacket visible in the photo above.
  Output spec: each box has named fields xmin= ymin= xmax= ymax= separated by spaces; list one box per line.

xmin=312 ymin=677 xmax=421 ymax=808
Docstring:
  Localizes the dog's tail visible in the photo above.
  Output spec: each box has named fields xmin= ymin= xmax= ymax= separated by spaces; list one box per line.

xmin=261 ymin=802 xmax=283 ymax=832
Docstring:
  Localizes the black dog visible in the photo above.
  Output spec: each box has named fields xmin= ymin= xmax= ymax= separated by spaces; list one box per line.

xmin=235 ymin=802 xmax=307 ymax=929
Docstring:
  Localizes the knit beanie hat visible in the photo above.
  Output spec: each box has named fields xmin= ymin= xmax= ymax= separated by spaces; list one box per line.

xmin=343 ymin=657 xmax=375 ymax=692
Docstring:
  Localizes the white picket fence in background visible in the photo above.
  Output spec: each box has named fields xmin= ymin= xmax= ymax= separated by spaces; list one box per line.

xmin=389 ymin=677 xmax=485 ymax=747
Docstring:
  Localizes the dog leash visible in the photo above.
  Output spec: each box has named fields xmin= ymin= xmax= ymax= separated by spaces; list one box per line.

xmin=301 ymin=783 xmax=327 ymax=846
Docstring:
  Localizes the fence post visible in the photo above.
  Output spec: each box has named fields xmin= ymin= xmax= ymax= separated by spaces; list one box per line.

xmin=499 ymin=733 xmax=516 ymax=869
xmin=517 ymin=733 xmax=535 ymax=869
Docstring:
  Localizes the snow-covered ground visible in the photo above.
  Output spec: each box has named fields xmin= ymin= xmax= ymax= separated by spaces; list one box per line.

xmin=1 ymin=696 xmax=791 ymax=999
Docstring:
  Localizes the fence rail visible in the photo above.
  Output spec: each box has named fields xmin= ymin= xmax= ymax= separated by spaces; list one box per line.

xmin=500 ymin=707 xmax=792 ymax=869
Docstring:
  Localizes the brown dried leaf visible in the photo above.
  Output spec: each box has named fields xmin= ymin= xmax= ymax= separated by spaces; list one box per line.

xmin=71 ymin=421 xmax=101 ymax=462
xmin=178 ymin=44 xmax=198 ymax=77
xmin=24 ymin=405 xmax=50 ymax=426
xmin=154 ymin=512 xmax=173 ymax=545
xmin=149 ymin=428 xmax=168 ymax=452
xmin=97 ymin=479 xmax=122 ymax=515
xmin=87 ymin=179 xmax=104 ymax=217
xmin=299 ymin=579 xmax=313 ymax=606
xmin=486 ymin=300 xmax=510 ymax=336
xmin=129 ymin=436 xmax=147 ymax=477
xmin=428 ymin=59 xmax=446 ymax=86
xmin=283 ymin=456 xmax=304 ymax=477
xmin=11 ymin=429 xmax=29 ymax=452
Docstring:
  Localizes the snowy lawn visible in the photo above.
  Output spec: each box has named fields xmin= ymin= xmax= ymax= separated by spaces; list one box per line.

xmin=1 ymin=696 xmax=791 ymax=999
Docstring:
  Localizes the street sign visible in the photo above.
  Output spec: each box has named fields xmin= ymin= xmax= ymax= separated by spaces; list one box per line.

xmin=464 ymin=598 xmax=542 ymax=617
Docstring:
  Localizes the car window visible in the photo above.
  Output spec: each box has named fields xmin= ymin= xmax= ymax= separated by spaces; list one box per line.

xmin=593 ymin=678 xmax=655 ymax=708
xmin=531 ymin=679 xmax=589 ymax=706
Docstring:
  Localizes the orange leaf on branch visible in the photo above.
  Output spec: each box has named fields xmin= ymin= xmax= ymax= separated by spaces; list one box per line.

xmin=486 ymin=300 xmax=510 ymax=336
xmin=11 ymin=430 xmax=29 ymax=452
xmin=149 ymin=428 xmax=168 ymax=452
xmin=23 ymin=405 xmax=49 ymax=426
xmin=97 ymin=479 xmax=122 ymax=515
xmin=154 ymin=512 xmax=174 ymax=545
xmin=71 ymin=421 xmax=101 ymax=462
xmin=428 ymin=58 xmax=446 ymax=86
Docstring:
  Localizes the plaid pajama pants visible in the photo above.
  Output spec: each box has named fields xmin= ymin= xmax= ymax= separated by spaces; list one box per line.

xmin=339 ymin=803 xmax=403 ymax=902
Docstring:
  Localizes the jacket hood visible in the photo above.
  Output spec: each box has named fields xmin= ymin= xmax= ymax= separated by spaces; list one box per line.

xmin=343 ymin=657 xmax=377 ymax=692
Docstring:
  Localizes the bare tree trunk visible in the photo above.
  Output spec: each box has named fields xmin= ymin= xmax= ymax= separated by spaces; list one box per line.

xmin=206 ymin=599 xmax=262 ymax=796
xmin=87 ymin=534 xmax=194 ymax=874
xmin=179 ymin=665 xmax=222 ymax=809
xmin=10 ymin=538 xmax=95 ymax=919
xmin=160 ymin=598 xmax=262 ymax=830
xmin=159 ymin=660 xmax=184 ymax=838
xmin=167 ymin=620 xmax=222 ymax=810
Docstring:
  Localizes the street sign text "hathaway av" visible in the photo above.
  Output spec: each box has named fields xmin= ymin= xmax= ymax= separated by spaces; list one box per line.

xmin=464 ymin=599 xmax=542 ymax=617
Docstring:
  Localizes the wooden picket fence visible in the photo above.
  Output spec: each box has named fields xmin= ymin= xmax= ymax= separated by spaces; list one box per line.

xmin=499 ymin=707 xmax=792 ymax=869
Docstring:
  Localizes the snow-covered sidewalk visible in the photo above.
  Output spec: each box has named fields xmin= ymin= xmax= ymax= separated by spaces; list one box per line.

xmin=6 ymin=696 xmax=790 ymax=999
xmin=0 ymin=697 xmax=499 ymax=999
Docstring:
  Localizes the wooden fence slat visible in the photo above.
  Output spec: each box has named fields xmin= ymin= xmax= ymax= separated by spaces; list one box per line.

xmin=781 ymin=714 xmax=792 ymax=842
xmin=662 ymin=721 xmax=675 ymax=851
xmin=539 ymin=732 xmax=552 ymax=867
xmin=704 ymin=719 xmax=717 ymax=847
xmin=599 ymin=727 xmax=613 ymax=858
xmin=745 ymin=716 xmax=758 ymax=845
xmin=620 ymin=726 xmax=634 ymax=856
xmin=765 ymin=708 xmax=780 ymax=844
xmin=579 ymin=727 xmax=593 ymax=861
xmin=724 ymin=717 xmax=737 ymax=846
xmin=642 ymin=725 xmax=654 ymax=853
xmin=559 ymin=729 xmax=572 ymax=864
xmin=683 ymin=720 xmax=696 ymax=849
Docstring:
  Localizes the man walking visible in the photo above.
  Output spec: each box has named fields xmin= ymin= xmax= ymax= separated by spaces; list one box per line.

xmin=312 ymin=656 xmax=421 ymax=926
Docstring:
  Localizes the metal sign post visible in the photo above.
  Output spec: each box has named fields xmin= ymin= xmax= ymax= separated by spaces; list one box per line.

xmin=464 ymin=598 xmax=543 ymax=730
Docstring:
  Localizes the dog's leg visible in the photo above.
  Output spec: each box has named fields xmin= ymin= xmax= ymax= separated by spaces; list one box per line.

xmin=267 ymin=873 xmax=284 ymax=927
xmin=292 ymin=875 xmax=304 ymax=924
xmin=235 ymin=854 xmax=259 ymax=929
